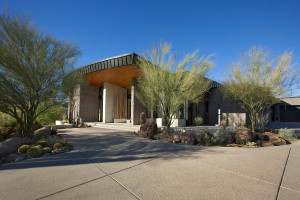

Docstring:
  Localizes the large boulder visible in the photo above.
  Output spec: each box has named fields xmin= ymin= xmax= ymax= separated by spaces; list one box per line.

xmin=137 ymin=122 xmax=157 ymax=139
xmin=33 ymin=127 xmax=50 ymax=141
xmin=0 ymin=137 xmax=33 ymax=158
xmin=139 ymin=130 xmax=154 ymax=139
xmin=173 ymin=132 xmax=196 ymax=145
xmin=234 ymin=127 xmax=255 ymax=142
xmin=263 ymin=132 xmax=287 ymax=146
xmin=193 ymin=129 xmax=206 ymax=145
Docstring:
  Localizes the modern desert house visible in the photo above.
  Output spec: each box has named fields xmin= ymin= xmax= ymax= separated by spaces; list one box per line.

xmin=68 ymin=53 xmax=300 ymax=128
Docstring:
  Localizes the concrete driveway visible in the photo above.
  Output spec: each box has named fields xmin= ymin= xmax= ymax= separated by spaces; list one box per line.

xmin=0 ymin=127 xmax=299 ymax=200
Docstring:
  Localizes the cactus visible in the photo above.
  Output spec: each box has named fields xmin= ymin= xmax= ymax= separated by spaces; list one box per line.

xmin=35 ymin=141 xmax=48 ymax=148
xmin=60 ymin=140 xmax=68 ymax=147
xmin=34 ymin=144 xmax=43 ymax=149
xmin=18 ymin=145 xmax=31 ymax=154
xmin=42 ymin=147 xmax=51 ymax=154
xmin=26 ymin=146 xmax=42 ymax=158
xmin=53 ymin=143 xmax=62 ymax=149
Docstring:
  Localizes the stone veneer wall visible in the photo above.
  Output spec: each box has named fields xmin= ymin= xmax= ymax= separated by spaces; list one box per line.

xmin=131 ymin=78 xmax=147 ymax=125
xmin=79 ymin=84 xmax=99 ymax=122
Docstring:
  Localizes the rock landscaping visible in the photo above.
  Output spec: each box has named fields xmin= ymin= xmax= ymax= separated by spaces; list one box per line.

xmin=0 ymin=127 xmax=73 ymax=165
xmin=135 ymin=122 xmax=158 ymax=139
xmin=135 ymin=122 xmax=299 ymax=148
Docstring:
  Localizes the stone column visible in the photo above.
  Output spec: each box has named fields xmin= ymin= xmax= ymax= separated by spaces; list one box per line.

xmin=131 ymin=78 xmax=147 ymax=125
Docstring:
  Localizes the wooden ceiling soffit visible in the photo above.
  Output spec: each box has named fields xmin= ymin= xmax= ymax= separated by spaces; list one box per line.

xmin=84 ymin=65 xmax=140 ymax=88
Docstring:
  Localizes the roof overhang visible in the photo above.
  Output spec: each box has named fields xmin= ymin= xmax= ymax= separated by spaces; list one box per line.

xmin=84 ymin=64 xmax=140 ymax=88
xmin=75 ymin=52 xmax=219 ymax=89
xmin=77 ymin=53 xmax=140 ymax=88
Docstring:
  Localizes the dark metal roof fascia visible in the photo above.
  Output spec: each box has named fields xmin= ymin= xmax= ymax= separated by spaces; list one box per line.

xmin=78 ymin=52 xmax=137 ymax=75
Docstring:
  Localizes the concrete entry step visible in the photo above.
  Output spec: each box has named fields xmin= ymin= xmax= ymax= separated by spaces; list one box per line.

xmin=85 ymin=122 xmax=140 ymax=132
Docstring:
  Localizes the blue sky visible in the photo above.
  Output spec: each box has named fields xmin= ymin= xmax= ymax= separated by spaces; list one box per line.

xmin=1 ymin=0 xmax=300 ymax=95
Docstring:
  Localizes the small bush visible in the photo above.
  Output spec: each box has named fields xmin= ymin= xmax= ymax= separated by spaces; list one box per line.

xmin=42 ymin=147 xmax=51 ymax=154
xmin=0 ymin=127 xmax=15 ymax=139
xmin=194 ymin=116 xmax=203 ymax=126
xmin=278 ymin=128 xmax=298 ymax=141
xmin=162 ymin=127 xmax=174 ymax=135
xmin=53 ymin=143 xmax=62 ymax=149
xmin=36 ymin=105 xmax=64 ymax=125
xmin=236 ymin=136 xmax=247 ymax=145
xmin=60 ymin=140 xmax=68 ymax=147
xmin=18 ymin=145 xmax=31 ymax=154
xmin=214 ymin=128 xmax=235 ymax=144
xmin=2 ymin=120 xmax=17 ymax=128
xmin=35 ymin=141 xmax=48 ymax=148
xmin=220 ymin=119 xmax=227 ymax=129
xmin=26 ymin=146 xmax=43 ymax=158
xmin=204 ymin=131 xmax=217 ymax=146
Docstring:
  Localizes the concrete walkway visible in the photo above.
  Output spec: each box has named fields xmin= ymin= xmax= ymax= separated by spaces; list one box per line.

xmin=0 ymin=128 xmax=299 ymax=200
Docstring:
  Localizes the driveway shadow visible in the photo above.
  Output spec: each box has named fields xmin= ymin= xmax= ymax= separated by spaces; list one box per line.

xmin=0 ymin=128 xmax=220 ymax=171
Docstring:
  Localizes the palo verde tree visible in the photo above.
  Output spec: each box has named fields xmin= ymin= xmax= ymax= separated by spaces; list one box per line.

xmin=0 ymin=12 xmax=80 ymax=138
xmin=222 ymin=47 xmax=296 ymax=132
xmin=136 ymin=41 xmax=213 ymax=131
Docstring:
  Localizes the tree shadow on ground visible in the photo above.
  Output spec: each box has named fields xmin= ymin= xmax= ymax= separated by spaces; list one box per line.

xmin=0 ymin=128 xmax=222 ymax=171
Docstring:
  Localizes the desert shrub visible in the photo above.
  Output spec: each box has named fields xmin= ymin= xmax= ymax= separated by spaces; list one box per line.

xmin=26 ymin=146 xmax=43 ymax=158
xmin=278 ymin=128 xmax=298 ymax=141
xmin=236 ymin=136 xmax=247 ymax=145
xmin=2 ymin=120 xmax=17 ymax=128
xmin=18 ymin=144 xmax=31 ymax=154
xmin=36 ymin=105 xmax=65 ymax=125
xmin=0 ymin=112 xmax=17 ymax=127
xmin=204 ymin=131 xmax=217 ymax=146
xmin=194 ymin=116 xmax=203 ymax=126
xmin=220 ymin=119 xmax=227 ymax=129
xmin=140 ymin=112 xmax=146 ymax=125
xmin=42 ymin=147 xmax=51 ymax=154
xmin=162 ymin=127 xmax=175 ymax=135
xmin=39 ymin=135 xmax=60 ymax=146
xmin=35 ymin=141 xmax=48 ymax=148
xmin=0 ymin=127 xmax=16 ymax=139
xmin=53 ymin=143 xmax=62 ymax=149
xmin=256 ymin=112 xmax=270 ymax=133
xmin=214 ymin=128 xmax=235 ymax=144
xmin=60 ymin=140 xmax=68 ymax=147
